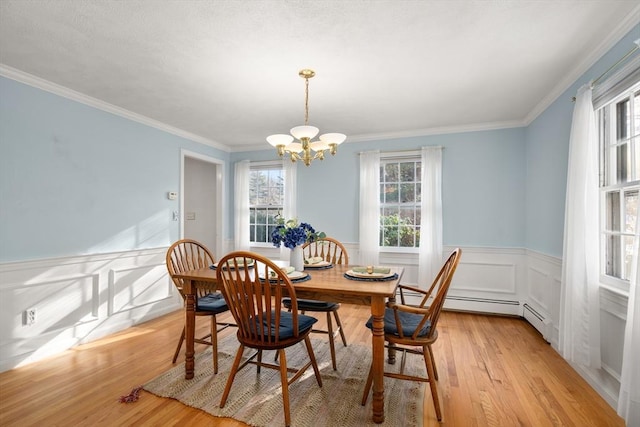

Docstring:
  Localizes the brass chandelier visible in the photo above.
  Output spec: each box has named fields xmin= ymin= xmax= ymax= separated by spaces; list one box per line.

xmin=267 ymin=69 xmax=346 ymax=166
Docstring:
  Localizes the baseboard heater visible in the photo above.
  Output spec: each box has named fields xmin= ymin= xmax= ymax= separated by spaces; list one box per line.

xmin=522 ymin=303 xmax=544 ymax=321
xmin=445 ymin=295 xmax=520 ymax=306
xmin=522 ymin=303 xmax=550 ymax=342
xmin=401 ymin=291 xmax=520 ymax=306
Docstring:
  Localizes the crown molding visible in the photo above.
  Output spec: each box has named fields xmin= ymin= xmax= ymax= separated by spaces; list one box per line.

xmin=230 ymin=119 xmax=525 ymax=153
xmin=0 ymin=64 xmax=230 ymax=152
xmin=524 ymin=7 xmax=640 ymax=125
xmin=343 ymin=120 xmax=525 ymax=143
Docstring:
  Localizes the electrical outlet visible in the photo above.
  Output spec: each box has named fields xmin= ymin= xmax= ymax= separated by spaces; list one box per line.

xmin=24 ymin=308 xmax=36 ymax=326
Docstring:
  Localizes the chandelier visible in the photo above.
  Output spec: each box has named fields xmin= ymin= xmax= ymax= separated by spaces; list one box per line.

xmin=267 ymin=69 xmax=346 ymax=166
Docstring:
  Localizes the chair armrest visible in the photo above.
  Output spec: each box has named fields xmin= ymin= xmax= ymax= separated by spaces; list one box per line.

xmin=387 ymin=301 xmax=430 ymax=316
xmin=398 ymin=283 xmax=429 ymax=295
xmin=397 ymin=284 xmax=433 ymax=307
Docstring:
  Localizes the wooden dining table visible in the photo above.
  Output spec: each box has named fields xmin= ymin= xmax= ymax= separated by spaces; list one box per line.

xmin=172 ymin=262 xmax=404 ymax=424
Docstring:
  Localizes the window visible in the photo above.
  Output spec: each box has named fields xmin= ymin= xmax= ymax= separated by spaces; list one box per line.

xmin=380 ymin=156 xmax=421 ymax=248
xmin=249 ymin=165 xmax=284 ymax=244
xmin=598 ymin=82 xmax=640 ymax=284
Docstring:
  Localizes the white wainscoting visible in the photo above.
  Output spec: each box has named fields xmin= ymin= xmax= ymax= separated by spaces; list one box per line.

xmin=0 ymin=243 xmax=628 ymax=411
xmin=523 ymin=248 xmax=628 ymax=409
xmin=0 ymin=247 xmax=181 ymax=373
xmin=523 ymin=249 xmax=562 ymax=345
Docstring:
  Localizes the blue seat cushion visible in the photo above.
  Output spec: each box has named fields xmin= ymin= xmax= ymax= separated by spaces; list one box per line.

xmin=254 ymin=310 xmax=318 ymax=340
xmin=282 ymin=298 xmax=339 ymax=311
xmin=196 ymin=293 xmax=229 ymax=313
xmin=365 ymin=307 xmax=431 ymax=337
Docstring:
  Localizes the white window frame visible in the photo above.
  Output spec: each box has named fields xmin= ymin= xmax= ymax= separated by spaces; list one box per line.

xmin=249 ymin=161 xmax=284 ymax=247
xmin=379 ymin=151 xmax=421 ymax=253
xmin=597 ymin=82 xmax=640 ymax=293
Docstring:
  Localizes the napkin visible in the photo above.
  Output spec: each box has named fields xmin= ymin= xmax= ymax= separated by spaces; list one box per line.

xmin=305 ymin=256 xmax=325 ymax=265
xmin=352 ymin=266 xmax=391 ymax=274
xmin=269 ymin=266 xmax=296 ymax=277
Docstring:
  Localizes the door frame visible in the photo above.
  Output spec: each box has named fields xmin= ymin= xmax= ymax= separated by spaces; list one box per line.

xmin=180 ymin=149 xmax=225 ymax=258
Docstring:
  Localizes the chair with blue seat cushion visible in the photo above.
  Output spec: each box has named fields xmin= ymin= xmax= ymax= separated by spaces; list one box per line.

xmin=166 ymin=239 xmax=234 ymax=374
xmin=216 ymin=251 xmax=323 ymax=427
xmin=282 ymin=237 xmax=349 ymax=370
xmin=361 ymin=248 xmax=462 ymax=422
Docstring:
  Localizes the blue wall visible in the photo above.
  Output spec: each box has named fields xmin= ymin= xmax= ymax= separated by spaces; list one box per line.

xmin=1 ymin=24 xmax=637 ymax=262
xmin=525 ymin=24 xmax=640 ymax=257
xmin=232 ymin=127 xmax=526 ymax=248
xmin=0 ymin=77 xmax=228 ymax=261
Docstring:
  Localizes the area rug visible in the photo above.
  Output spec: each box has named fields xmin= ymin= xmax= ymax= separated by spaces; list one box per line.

xmin=144 ymin=334 xmax=425 ymax=426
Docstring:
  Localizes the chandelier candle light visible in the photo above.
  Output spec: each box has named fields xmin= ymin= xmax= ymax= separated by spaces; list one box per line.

xmin=267 ymin=69 xmax=346 ymax=166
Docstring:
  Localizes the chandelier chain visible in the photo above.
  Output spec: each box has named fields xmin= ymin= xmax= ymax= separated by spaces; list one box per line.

xmin=304 ymin=77 xmax=309 ymax=125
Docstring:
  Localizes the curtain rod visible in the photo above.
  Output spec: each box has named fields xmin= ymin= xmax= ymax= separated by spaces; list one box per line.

xmin=357 ymin=146 xmax=444 ymax=155
xmin=572 ymin=39 xmax=640 ymax=102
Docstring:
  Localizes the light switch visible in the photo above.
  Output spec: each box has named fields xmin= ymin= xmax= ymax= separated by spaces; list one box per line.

xmin=186 ymin=212 xmax=196 ymax=220
xmin=168 ymin=191 xmax=178 ymax=200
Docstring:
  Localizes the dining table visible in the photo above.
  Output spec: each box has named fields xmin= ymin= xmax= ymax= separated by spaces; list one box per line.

xmin=172 ymin=262 xmax=404 ymax=424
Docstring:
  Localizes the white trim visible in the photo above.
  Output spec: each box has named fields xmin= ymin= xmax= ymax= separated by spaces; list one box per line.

xmin=232 ymin=120 xmax=525 ymax=152
xmin=0 ymin=247 xmax=167 ymax=272
xmin=249 ymin=159 xmax=283 ymax=169
xmin=0 ymin=64 xmax=228 ymax=152
xmin=525 ymin=248 xmax=562 ymax=266
xmin=180 ymin=150 xmax=226 ymax=258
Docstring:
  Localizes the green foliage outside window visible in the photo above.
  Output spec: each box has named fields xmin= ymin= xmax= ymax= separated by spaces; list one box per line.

xmin=379 ymin=159 xmax=421 ymax=248
xmin=380 ymin=213 xmax=420 ymax=247
xmin=249 ymin=167 xmax=284 ymax=243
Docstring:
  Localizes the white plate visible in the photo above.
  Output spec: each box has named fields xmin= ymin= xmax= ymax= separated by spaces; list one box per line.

xmin=287 ymin=271 xmax=308 ymax=279
xmin=304 ymin=260 xmax=331 ymax=268
xmin=260 ymin=270 xmax=308 ymax=280
xmin=346 ymin=269 xmax=394 ymax=279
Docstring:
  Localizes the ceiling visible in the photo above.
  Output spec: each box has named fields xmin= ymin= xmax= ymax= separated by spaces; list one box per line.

xmin=1 ymin=1 xmax=639 ymax=152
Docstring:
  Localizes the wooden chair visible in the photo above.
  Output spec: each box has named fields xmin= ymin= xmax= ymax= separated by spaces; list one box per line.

xmin=165 ymin=239 xmax=233 ymax=374
xmin=361 ymin=248 xmax=462 ymax=422
xmin=216 ymin=251 xmax=323 ymax=427
xmin=283 ymin=237 xmax=349 ymax=370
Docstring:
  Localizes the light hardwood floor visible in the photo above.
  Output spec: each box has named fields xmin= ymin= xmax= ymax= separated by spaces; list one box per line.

xmin=0 ymin=306 xmax=624 ymax=427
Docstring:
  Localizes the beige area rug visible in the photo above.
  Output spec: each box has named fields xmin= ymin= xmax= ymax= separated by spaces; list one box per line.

xmin=144 ymin=334 xmax=425 ymax=427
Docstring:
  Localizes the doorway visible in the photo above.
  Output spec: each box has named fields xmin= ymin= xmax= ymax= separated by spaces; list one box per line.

xmin=180 ymin=150 xmax=225 ymax=258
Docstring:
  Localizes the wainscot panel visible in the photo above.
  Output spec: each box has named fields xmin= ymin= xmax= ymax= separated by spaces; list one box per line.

xmin=0 ymin=247 xmax=181 ymax=372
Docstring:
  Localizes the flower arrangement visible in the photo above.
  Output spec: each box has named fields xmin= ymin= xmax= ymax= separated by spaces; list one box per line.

xmin=271 ymin=218 xmax=325 ymax=249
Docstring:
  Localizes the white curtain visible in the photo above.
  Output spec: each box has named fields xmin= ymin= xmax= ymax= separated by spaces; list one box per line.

xmin=359 ymin=151 xmax=380 ymax=266
xmin=280 ymin=159 xmax=297 ymax=261
xmin=233 ymin=160 xmax=250 ymax=251
xmin=618 ymin=209 xmax=640 ymax=425
xmin=558 ymin=83 xmax=601 ymax=369
xmin=418 ymin=146 xmax=443 ymax=285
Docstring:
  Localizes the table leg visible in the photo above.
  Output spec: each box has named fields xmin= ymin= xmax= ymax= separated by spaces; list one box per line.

xmin=371 ymin=296 xmax=385 ymax=424
xmin=184 ymin=279 xmax=196 ymax=379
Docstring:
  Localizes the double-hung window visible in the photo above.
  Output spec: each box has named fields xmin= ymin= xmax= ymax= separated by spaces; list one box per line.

xmin=380 ymin=154 xmax=421 ymax=248
xmin=597 ymin=81 xmax=640 ymax=288
xmin=249 ymin=163 xmax=284 ymax=244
